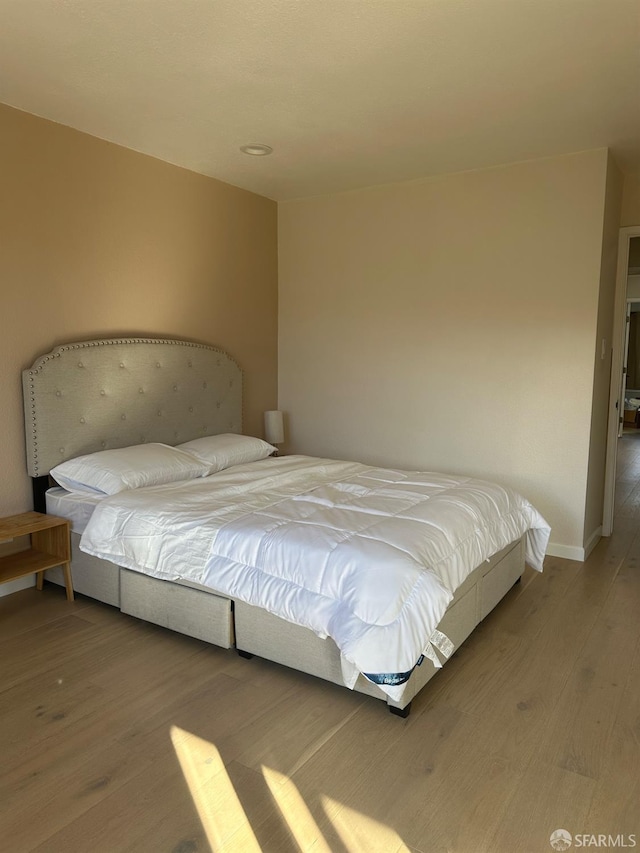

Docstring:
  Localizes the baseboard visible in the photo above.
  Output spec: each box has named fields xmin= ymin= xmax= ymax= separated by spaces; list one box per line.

xmin=0 ymin=574 xmax=35 ymax=597
xmin=545 ymin=542 xmax=586 ymax=562
xmin=545 ymin=527 xmax=603 ymax=563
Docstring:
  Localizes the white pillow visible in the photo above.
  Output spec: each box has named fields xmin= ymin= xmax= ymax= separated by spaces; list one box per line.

xmin=177 ymin=433 xmax=276 ymax=474
xmin=50 ymin=443 xmax=209 ymax=495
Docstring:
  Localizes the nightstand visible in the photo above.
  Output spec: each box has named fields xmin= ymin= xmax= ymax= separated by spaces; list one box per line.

xmin=0 ymin=511 xmax=73 ymax=601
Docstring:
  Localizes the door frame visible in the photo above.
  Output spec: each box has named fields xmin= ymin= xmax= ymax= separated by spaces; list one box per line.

xmin=603 ymin=225 xmax=640 ymax=535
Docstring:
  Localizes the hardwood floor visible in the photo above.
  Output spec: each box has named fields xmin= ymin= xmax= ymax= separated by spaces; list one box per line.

xmin=1 ymin=444 xmax=640 ymax=852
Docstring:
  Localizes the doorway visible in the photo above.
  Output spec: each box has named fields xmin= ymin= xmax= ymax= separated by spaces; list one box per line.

xmin=603 ymin=228 xmax=640 ymax=533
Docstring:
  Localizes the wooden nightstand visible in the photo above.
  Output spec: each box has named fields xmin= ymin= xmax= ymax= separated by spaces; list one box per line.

xmin=0 ymin=511 xmax=73 ymax=601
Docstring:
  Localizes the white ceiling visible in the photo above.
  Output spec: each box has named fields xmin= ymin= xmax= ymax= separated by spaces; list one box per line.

xmin=1 ymin=0 xmax=639 ymax=201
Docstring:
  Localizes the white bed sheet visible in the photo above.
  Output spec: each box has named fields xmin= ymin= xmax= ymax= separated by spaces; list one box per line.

xmin=79 ymin=455 xmax=550 ymax=697
xmin=46 ymin=486 xmax=105 ymax=534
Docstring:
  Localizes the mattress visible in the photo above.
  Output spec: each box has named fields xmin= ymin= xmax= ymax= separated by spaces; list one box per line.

xmin=46 ymin=487 xmax=105 ymax=534
xmin=79 ymin=455 xmax=550 ymax=698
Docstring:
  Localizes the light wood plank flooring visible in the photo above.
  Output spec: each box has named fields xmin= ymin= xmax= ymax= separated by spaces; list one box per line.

xmin=1 ymin=443 xmax=640 ymax=852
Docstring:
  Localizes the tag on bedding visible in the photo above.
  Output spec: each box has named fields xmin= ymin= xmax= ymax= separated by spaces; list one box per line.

xmin=421 ymin=643 xmax=443 ymax=669
xmin=430 ymin=629 xmax=454 ymax=659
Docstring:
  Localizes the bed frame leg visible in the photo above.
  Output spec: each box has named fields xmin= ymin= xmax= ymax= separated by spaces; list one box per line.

xmin=237 ymin=649 xmax=254 ymax=659
xmin=513 ymin=575 xmax=522 ymax=586
xmin=389 ymin=701 xmax=411 ymax=719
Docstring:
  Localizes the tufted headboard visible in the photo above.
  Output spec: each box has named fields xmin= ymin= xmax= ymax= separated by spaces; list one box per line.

xmin=23 ymin=338 xmax=243 ymax=482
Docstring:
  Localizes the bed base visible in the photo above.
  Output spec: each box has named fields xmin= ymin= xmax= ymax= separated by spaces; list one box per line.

xmin=45 ymin=533 xmax=524 ymax=715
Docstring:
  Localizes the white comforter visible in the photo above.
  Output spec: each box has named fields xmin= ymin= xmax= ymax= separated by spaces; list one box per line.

xmin=80 ymin=456 xmax=550 ymax=695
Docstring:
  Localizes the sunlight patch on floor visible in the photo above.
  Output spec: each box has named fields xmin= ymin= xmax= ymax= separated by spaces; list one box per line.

xmin=172 ymin=724 xmax=410 ymax=853
xmin=322 ymin=796 xmax=411 ymax=853
xmin=171 ymin=725 xmax=261 ymax=852
xmin=262 ymin=765 xmax=333 ymax=852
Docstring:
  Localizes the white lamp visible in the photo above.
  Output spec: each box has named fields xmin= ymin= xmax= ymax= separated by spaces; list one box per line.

xmin=264 ymin=410 xmax=285 ymax=448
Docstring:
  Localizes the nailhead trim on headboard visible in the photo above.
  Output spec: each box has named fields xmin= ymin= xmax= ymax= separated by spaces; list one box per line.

xmin=23 ymin=338 xmax=244 ymax=477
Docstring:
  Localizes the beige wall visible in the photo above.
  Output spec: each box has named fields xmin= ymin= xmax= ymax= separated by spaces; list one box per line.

xmin=584 ymin=152 xmax=624 ymax=551
xmin=278 ymin=149 xmax=611 ymax=556
xmin=0 ymin=103 xmax=278 ymax=526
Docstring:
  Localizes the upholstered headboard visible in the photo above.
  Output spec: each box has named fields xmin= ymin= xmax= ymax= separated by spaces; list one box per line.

xmin=23 ymin=338 xmax=243 ymax=479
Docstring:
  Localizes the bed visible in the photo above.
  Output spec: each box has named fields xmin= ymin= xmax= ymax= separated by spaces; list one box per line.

xmin=23 ymin=337 xmax=550 ymax=716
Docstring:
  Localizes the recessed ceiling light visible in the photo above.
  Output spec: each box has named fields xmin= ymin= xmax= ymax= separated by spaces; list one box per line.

xmin=240 ymin=143 xmax=273 ymax=156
